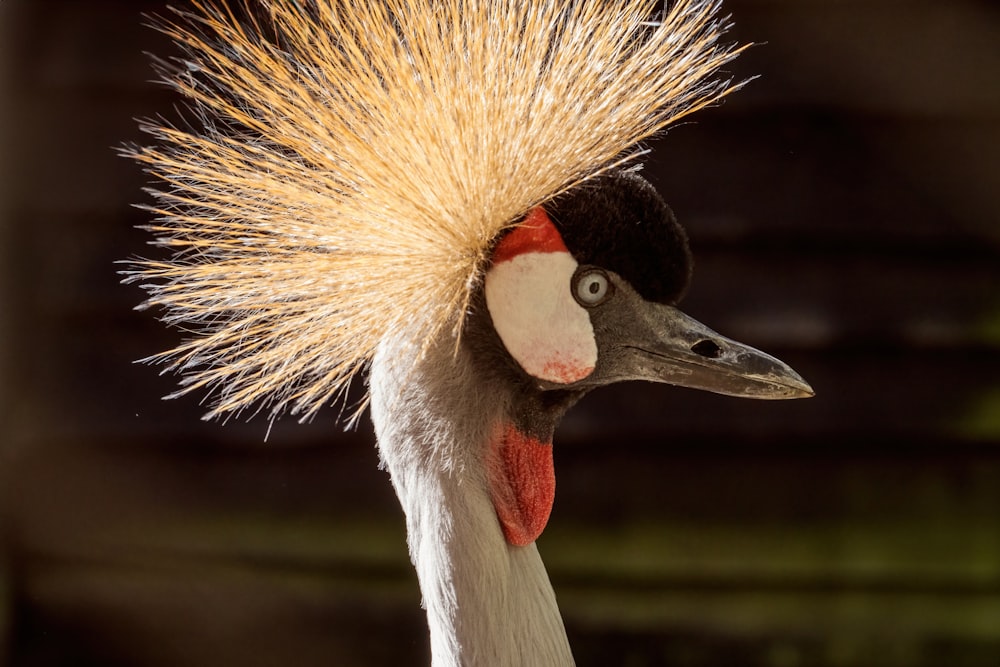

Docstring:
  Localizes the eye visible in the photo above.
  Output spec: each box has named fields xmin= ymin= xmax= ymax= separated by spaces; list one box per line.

xmin=572 ymin=267 xmax=612 ymax=307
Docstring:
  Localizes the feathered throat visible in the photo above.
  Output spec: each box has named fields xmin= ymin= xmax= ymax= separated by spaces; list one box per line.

xmin=123 ymin=0 xmax=747 ymax=423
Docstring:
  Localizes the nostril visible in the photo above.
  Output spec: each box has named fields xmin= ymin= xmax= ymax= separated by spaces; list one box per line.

xmin=691 ymin=339 xmax=722 ymax=359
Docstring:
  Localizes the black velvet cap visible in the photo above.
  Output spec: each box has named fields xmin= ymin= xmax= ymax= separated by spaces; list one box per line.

xmin=545 ymin=171 xmax=693 ymax=305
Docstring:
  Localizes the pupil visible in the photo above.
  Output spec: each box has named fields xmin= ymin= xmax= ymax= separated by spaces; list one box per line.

xmin=588 ymin=281 xmax=600 ymax=294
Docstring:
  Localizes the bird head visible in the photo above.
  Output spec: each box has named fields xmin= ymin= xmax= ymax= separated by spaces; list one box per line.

xmin=483 ymin=171 xmax=813 ymax=405
xmin=473 ymin=170 xmax=812 ymax=546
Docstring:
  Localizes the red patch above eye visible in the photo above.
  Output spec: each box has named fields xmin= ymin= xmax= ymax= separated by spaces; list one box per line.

xmin=492 ymin=207 xmax=568 ymax=264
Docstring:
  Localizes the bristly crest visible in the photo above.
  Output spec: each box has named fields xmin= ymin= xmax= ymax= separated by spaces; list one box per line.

xmin=122 ymin=0 xmax=749 ymax=424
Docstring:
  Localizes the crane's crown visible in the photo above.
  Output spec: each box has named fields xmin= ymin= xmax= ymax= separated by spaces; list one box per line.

xmin=124 ymin=0 xmax=750 ymax=423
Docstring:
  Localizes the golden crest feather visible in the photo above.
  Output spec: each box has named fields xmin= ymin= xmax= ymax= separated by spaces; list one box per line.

xmin=124 ymin=0 xmax=747 ymax=422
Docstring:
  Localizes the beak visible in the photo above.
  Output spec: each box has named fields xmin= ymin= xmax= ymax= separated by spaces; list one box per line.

xmin=587 ymin=298 xmax=814 ymax=400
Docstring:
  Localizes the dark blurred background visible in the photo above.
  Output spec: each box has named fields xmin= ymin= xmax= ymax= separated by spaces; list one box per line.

xmin=1 ymin=1 xmax=998 ymax=665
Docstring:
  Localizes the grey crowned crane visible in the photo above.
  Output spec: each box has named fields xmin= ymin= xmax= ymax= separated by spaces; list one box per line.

xmin=124 ymin=0 xmax=813 ymax=664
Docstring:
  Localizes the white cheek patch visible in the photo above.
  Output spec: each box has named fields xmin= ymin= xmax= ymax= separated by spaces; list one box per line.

xmin=485 ymin=251 xmax=597 ymax=384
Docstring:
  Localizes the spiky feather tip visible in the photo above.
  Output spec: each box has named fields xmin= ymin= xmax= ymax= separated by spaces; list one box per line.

xmin=123 ymin=0 xmax=748 ymax=423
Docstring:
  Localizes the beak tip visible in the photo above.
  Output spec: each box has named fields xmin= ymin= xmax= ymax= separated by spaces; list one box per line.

xmin=781 ymin=375 xmax=815 ymax=400
xmin=745 ymin=368 xmax=814 ymax=400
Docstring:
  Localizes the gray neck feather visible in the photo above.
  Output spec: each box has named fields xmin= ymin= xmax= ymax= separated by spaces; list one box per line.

xmin=370 ymin=329 xmax=575 ymax=667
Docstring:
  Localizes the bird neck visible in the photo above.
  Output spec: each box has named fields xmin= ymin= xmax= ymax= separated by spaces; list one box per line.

xmin=370 ymin=329 xmax=576 ymax=666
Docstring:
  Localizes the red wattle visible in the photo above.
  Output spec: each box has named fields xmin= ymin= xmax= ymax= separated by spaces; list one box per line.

xmin=488 ymin=422 xmax=556 ymax=546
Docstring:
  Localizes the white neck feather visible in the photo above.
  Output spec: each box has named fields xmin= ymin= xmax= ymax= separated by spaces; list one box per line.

xmin=370 ymin=333 xmax=574 ymax=667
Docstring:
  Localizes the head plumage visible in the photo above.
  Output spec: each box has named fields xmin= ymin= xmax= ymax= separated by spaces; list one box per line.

xmin=123 ymin=0 xmax=748 ymax=423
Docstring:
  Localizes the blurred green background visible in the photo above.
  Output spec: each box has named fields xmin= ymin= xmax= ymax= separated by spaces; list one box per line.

xmin=1 ymin=1 xmax=998 ymax=665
